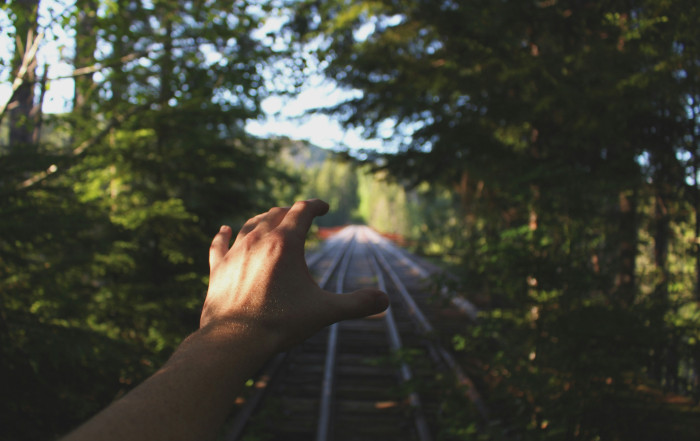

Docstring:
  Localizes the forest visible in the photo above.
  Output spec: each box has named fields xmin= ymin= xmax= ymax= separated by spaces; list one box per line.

xmin=1 ymin=0 xmax=699 ymax=439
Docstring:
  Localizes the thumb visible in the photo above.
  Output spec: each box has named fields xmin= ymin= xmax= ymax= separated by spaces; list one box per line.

xmin=327 ymin=288 xmax=390 ymax=323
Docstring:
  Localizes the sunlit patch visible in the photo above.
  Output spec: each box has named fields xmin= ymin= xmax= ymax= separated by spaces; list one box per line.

xmin=374 ymin=400 xmax=399 ymax=409
xmin=368 ymin=310 xmax=387 ymax=319
xmin=356 ymin=230 xmax=370 ymax=243
xmin=255 ymin=375 xmax=270 ymax=388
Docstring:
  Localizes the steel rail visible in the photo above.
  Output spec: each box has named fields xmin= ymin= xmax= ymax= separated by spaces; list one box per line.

xmin=364 ymin=228 xmax=479 ymax=321
xmin=306 ymin=246 xmax=330 ymax=269
xmin=369 ymin=235 xmax=434 ymax=334
xmin=316 ymin=227 xmax=359 ymax=441
xmin=316 ymin=227 xmax=357 ymax=290
xmin=360 ymin=229 xmax=434 ymax=441
xmin=306 ymin=224 xmax=355 ymax=269
xmin=224 ymin=227 xmax=357 ymax=441
xmin=365 ymin=227 xmax=489 ymax=419
xmin=223 ymin=352 xmax=286 ymax=441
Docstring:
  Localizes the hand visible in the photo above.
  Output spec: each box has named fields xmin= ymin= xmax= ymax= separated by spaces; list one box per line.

xmin=201 ymin=199 xmax=389 ymax=350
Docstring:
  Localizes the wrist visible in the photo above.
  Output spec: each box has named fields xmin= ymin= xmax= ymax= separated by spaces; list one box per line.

xmin=195 ymin=319 xmax=281 ymax=359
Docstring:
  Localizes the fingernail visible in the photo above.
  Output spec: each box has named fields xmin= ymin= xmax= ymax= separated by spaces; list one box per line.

xmin=220 ymin=225 xmax=229 ymax=233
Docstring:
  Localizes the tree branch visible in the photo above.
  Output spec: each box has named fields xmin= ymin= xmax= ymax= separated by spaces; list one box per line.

xmin=0 ymin=30 xmax=44 ymax=125
xmin=17 ymin=104 xmax=150 ymax=190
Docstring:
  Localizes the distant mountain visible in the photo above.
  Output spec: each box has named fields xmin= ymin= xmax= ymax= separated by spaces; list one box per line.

xmin=272 ymin=137 xmax=333 ymax=169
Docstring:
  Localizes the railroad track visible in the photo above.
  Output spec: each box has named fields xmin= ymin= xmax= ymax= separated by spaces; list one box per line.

xmin=220 ymin=225 xmax=485 ymax=441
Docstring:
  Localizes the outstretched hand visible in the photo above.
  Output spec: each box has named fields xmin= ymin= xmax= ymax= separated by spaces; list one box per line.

xmin=61 ymin=199 xmax=389 ymax=441
xmin=202 ymin=199 xmax=389 ymax=350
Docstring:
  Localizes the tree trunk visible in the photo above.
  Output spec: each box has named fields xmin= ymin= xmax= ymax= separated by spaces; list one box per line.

xmin=73 ymin=0 xmax=98 ymax=112
xmin=615 ymin=188 xmax=637 ymax=307
xmin=690 ymin=94 xmax=700 ymax=302
xmin=651 ymin=189 xmax=671 ymax=385
xmin=31 ymin=65 xmax=48 ymax=144
xmin=8 ymin=0 xmax=39 ymax=151
xmin=649 ymin=138 xmax=675 ymax=386
xmin=107 ymin=0 xmax=139 ymax=107
xmin=653 ymin=193 xmax=670 ymax=300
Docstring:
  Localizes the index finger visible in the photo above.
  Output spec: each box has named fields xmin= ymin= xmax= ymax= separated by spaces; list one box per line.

xmin=279 ymin=199 xmax=329 ymax=239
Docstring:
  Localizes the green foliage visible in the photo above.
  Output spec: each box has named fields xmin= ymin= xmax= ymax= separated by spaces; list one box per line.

xmin=306 ymin=155 xmax=360 ymax=226
xmin=1 ymin=0 xmax=699 ymax=439
xmin=272 ymin=139 xmax=454 ymax=237
xmin=355 ymin=167 xmax=411 ymax=234
xmin=270 ymin=139 xmax=387 ymax=227
xmin=0 ymin=1 xmax=290 ymax=439
xmin=291 ymin=0 xmax=700 ymax=438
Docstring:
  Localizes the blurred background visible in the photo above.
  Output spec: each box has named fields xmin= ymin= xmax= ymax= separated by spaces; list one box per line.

xmin=1 ymin=0 xmax=699 ymax=439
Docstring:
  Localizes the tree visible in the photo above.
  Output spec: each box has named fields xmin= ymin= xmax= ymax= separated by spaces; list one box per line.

xmin=0 ymin=2 xmax=288 ymax=438
xmin=304 ymin=155 xmax=359 ymax=225
xmin=289 ymin=0 xmax=700 ymax=437
xmin=6 ymin=0 xmax=39 ymax=150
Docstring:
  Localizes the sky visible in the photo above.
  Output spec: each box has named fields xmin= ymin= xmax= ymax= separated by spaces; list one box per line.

xmin=0 ymin=3 xmax=389 ymax=153
xmin=243 ymin=75 xmax=388 ymax=152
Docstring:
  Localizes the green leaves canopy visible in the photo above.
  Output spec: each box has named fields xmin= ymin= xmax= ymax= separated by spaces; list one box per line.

xmin=0 ymin=1 xmax=291 ymax=438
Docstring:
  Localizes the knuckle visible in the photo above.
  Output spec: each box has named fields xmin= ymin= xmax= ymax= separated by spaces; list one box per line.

xmin=293 ymin=200 xmax=310 ymax=210
xmin=241 ymin=220 xmax=256 ymax=232
xmin=245 ymin=229 xmax=262 ymax=244
xmin=268 ymin=206 xmax=289 ymax=216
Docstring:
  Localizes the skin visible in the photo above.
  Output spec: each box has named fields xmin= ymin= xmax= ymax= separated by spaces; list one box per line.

xmin=61 ymin=199 xmax=389 ymax=441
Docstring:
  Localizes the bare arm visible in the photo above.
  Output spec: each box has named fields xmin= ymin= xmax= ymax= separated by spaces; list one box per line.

xmin=61 ymin=199 xmax=389 ymax=441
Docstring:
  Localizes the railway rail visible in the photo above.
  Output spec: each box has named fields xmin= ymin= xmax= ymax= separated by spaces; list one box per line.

xmin=221 ymin=225 xmax=484 ymax=441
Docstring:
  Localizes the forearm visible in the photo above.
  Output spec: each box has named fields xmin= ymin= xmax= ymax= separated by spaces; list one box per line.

xmin=60 ymin=200 xmax=388 ymax=441
xmin=61 ymin=323 xmax=277 ymax=441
